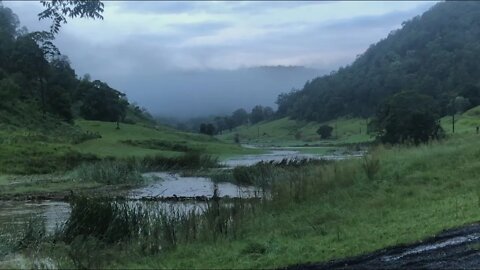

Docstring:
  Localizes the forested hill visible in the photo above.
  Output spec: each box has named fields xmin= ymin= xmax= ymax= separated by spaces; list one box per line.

xmin=0 ymin=4 xmax=153 ymax=130
xmin=277 ymin=1 xmax=480 ymax=122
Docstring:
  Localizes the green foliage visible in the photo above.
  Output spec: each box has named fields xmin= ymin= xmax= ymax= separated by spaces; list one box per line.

xmin=362 ymin=154 xmax=380 ymax=180
xmin=74 ymin=160 xmax=143 ymax=185
xmin=371 ymin=91 xmax=444 ymax=144
xmin=60 ymin=195 xmax=254 ymax=258
xmin=199 ymin=123 xmax=216 ymax=136
xmin=17 ymin=216 xmax=47 ymax=250
xmin=317 ymin=125 xmax=333 ymax=139
xmin=79 ymin=80 xmax=128 ymax=122
xmin=0 ymin=4 xmax=152 ymax=130
xmin=38 ymin=0 xmax=104 ymax=35
xmin=140 ymin=152 xmax=218 ymax=171
xmin=278 ymin=2 xmax=480 ymax=122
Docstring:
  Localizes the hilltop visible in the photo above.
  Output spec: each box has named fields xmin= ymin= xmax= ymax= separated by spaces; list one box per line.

xmin=277 ymin=1 xmax=480 ymax=122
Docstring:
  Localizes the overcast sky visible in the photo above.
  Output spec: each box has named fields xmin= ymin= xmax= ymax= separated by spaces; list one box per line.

xmin=4 ymin=1 xmax=438 ymax=118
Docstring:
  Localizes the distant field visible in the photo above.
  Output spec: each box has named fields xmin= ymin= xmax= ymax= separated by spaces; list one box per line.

xmin=218 ymin=117 xmax=373 ymax=146
xmin=0 ymin=119 xmax=262 ymax=175
xmin=74 ymin=120 xmax=262 ymax=159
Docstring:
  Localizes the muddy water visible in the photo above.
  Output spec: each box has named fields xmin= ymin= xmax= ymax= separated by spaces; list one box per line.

xmin=0 ymin=148 xmax=351 ymax=233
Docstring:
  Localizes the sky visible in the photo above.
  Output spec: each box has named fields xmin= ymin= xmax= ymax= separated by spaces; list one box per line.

xmin=3 ymin=1 xmax=438 ymax=118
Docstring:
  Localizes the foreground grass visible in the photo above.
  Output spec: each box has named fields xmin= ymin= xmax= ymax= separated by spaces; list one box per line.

xmin=115 ymin=134 xmax=480 ymax=268
xmin=218 ymin=117 xmax=372 ymax=147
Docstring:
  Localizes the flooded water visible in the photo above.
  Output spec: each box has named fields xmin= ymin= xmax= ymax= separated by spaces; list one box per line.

xmin=223 ymin=149 xmax=363 ymax=167
xmin=0 ymin=148 xmax=358 ymax=233
xmin=0 ymin=200 xmax=70 ymax=232
xmin=133 ymin=172 xmax=260 ymax=198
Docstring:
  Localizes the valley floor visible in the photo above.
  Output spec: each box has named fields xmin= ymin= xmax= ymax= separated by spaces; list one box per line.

xmin=2 ymin=117 xmax=480 ymax=269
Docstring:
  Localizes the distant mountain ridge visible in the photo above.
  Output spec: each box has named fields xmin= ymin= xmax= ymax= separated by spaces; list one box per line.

xmin=278 ymin=1 xmax=480 ymax=122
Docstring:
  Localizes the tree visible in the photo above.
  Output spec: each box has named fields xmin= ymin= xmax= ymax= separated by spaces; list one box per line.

xmin=263 ymin=106 xmax=275 ymax=120
xmin=79 ymin=80 xmax=128 ymax=122
xmin=231 ymin=108 xmax=249 ymax=126
xmin=199 ymin=123 xmax=216 ymax=136
xmin=317 ymin=125 xmax=333 ymax=139
xmin=250 ymin=105 xmax=264 ymax=124
xmin=38 ymin=0 xmax=104 ymax=34
xmin=371 ymin=91 xmax=443 ymax=145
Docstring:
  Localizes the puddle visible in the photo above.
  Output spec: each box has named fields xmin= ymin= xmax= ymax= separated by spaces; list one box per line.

xmin=382 ymin=233 xmax=480 ymax=262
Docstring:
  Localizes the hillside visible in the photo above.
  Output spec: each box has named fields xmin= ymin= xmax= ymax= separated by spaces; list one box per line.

xmin=440 ymin=105 xmax=480 ymax=135
xmin=73 ymin=120 xmax=260 ymax=159
xmin=218 ymin=117 xmax=372 ymax=147
xmin=278 ymin=1 xmax=480 ymax=122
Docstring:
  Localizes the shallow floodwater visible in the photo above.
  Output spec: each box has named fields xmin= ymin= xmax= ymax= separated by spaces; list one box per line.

xmin=0 ymin=200 xmax=70 ymax=232
xmin=223 ymin=149 xmax=363 ymax=167
xmin=0 ymin=148 xmax=358 ymax=233
xmin=132 ymin=172 xmax=260 ymax=198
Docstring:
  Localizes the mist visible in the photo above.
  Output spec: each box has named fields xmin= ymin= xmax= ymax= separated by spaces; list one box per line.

xmin=114 ymin=66 xmax=322 ymax=119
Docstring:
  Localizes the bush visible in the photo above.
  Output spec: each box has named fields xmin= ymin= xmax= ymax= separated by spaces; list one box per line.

xmin=317 ymin=125 xmax=333 ymax=139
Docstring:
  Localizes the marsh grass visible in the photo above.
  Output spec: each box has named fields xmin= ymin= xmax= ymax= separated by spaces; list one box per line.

xmin=60 ymin=195 xmax=256 ymax=258
xmin=139 ymin=151 xmax=218 ymax=171
xmin=75 ymin=160 xmax=143 ymax=185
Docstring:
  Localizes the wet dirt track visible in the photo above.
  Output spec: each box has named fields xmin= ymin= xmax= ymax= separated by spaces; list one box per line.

xmin=286 ymin=222 xmax=480 ymax=269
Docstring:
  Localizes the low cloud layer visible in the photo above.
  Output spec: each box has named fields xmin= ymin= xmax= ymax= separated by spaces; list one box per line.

xmin=4 ymin=1 xmax=437 ymax=118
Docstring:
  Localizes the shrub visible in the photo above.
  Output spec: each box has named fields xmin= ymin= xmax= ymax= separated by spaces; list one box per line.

xmin=317 ymin=125 xmax=334 ymax=139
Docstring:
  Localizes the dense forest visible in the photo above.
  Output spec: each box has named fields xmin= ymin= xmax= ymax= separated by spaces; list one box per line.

xmin=0 ymin=3 xmax=153 ymax=128
xmin=277 ymin=1 xmax=480 ymax=122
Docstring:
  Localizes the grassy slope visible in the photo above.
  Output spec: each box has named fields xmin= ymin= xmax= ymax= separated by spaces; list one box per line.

xmin=440 ymin=105 xmax=480 ymax=135
xmin=0 ymin=118 xmax=260 ymax=196
xmin=73 ymin=120 xmax=261 ymax=159
xmin=218 ymin=117 xmax=373 ymax=147
xmin=114 ymin=133 xmax=480 ymax=269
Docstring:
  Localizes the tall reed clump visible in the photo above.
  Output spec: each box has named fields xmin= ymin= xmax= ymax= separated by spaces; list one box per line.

xmin=60 ymin=195 xmax=256 ymax=256
xmin=75 ymin=160 xmax=143 ymax=185
xmin=362 ymin=154 xmax=380 ymax=181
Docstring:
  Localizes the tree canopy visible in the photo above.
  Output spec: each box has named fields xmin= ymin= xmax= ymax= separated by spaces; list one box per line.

xmin=0 ymin=2 xmax=151 ymax=125
xmin=277 ymin=2 xmax=480 ymax=123
xmin=370 ymin=91 xmax=443 ymax=144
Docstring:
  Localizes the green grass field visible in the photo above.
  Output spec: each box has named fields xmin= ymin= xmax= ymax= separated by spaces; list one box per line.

xmin=218 ymin=117 xmax=373 ymax=147
xmin=73 ymin=120 xmax=262 ymax=159
xmin=0 ymin=119 xmax=262 ymax=196
xmin=112 ymin=133 xmax=480 ymax=268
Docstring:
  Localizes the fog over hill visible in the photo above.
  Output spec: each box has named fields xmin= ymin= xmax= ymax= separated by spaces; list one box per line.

xmin=117 ymin=66 xmax=323 ymax=119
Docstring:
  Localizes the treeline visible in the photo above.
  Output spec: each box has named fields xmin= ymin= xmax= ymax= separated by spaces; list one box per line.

xmin=276 ymin=1 xmax=480 ymax=122
xmin=0 ymin=4 xmax=152 ymax=126
xmin=198 ymin=105 xmax=275 ymax=135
